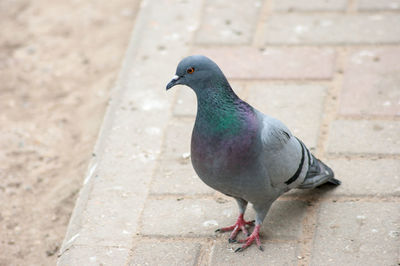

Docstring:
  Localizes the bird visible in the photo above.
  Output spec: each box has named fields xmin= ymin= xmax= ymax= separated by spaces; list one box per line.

xmin=166 ymin=55 xmax=341 ymax=252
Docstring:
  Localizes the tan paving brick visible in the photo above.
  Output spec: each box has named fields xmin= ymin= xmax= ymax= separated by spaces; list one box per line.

xmin=274 ymin=0 xmax=347 ymax=12
xmin=248 ymin=84 xmax=327 ymax=149
xmin=210 ymin=241 xmax=298 ymax=265
xmin=193 ymin=47 xmax=335 ymax=80
xmin=326 ymin=158 xmax=400 ymax=196
xmin=129 ymin=241 xmax=201 ymax=265
xmin=327 ymin=120 xmax=400 ymax=154
xmin=340 ymin=48 xmax=400 ymax=116
xmin=58 ymin=245 xmax=129 ymax=266
xmin=141 ymin=197 xmax=307 ymax=240
xmin=69 ymin=169 xmax=153 ymax=247
xmin=263 ymin=14 xmax=400 ymax=44
xmin=150 ymin=162 xmax=214 ymax=195
xmin=173 ymin=87 xmax=197 ymax=117
xmin=358 ymin=0 xmax=400 ymax=11
xmin=312 ymin=202 xmax=400 ymax=266
xmin=163 ymin=118 xmax=193 ymax=161
xmin=141 ymin=197 xmax=234 ymax=237
xmin=262 ymin=200 xmax=308 ymax=240
xmin=195 ymin=0 xmax=262 ymax=44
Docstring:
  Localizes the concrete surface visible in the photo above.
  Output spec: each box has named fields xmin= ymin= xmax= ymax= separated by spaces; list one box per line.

xmin=58 ymin=0 xmax=400 ymax=265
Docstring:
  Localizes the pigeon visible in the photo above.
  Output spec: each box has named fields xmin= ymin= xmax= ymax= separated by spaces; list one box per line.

xmin=166 ymin=55 xmax=341 ymax=252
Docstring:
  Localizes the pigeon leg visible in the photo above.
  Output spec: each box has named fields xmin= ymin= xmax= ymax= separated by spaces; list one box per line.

xmin=235 ymin=224 xmax=262 ymax=252
xmin=215 ymin=198 xmax=254 ymax=241
xmin=234 ymin=201 xmax=272 ymax=252
xmin=215 ymin=213 xmax=255 ymax=242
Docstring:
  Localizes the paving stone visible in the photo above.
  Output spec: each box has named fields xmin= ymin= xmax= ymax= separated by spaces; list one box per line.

xmin=247 ymin=84 xmax=327 ymax=149
xmin=150 ymin=162 xmax=214 ymax=195
xmin=274 ymin=0 xmax=347 ymax=12
xmin=195 ymin=0 xmax=263 ymax=44
xmin=326 ymin=158 xmax=400 ymax=196
xmin=141 ymin=197 xmax=234 ymax=236
xmin=58 ymin=245 xmax=129 ymax=266
xmin=173 ymin=81 xmax=247 ymax=117
xmin=129 ymin=241 xmax=201 ymax=265
xmin=173 ymin=87 xmax=197 ymax=117
xmin=340 ymin=48 xmax=400 ymax=116
xmin=261 ymin=200 xmax=308 ymax=240
xmin=64 ymin=167 xmax=154 ymax=247
xmin=312 ymin=202 xmax=400 ymax=266
xmin=358 ymin=0 xmax=400 ymax=11
xmin=101 ymin=111 xmax=167 ymax=172
xmin=163 ymin=118 xmax=193 ymax=161
xmin=141 ymin=197 xmax=307 ymax=240
xmin=193 ymin=47 xmax=335 ymax=80
xmin=327 ymin=120 xmax=400 ymax=154
xmin=263 ymin=14 xmax=400 ymax=44
xmin=211 ymin=241 xmax=298 ymax=265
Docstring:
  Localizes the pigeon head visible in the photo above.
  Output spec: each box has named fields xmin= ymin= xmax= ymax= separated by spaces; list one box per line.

xmin=166 ymin=55 xmax=229 ymax=93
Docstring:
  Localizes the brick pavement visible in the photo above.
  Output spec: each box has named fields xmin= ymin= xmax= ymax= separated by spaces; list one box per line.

xmin=58 ymin=0 xmax=400 ymax=265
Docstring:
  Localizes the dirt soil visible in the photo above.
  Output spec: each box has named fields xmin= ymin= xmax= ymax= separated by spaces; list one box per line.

xmin=0 ymin=0 xmax=139 ymax=265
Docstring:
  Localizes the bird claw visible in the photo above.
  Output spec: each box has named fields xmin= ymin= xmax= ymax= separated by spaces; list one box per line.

xmin=235 ymin=225 xmax=262 ymax=252
xmin=234 ymin=247 xmax=243 ymax=253
xmin=215 ymin=214 xmax=254 ymax=241
xmin=228 ymin=238 xmax=237 ymax=243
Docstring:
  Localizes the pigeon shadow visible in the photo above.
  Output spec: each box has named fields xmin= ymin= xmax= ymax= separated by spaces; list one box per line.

xmin=257 ymin=182 xmax=342 ymax=238
xmin=285 ymin=180 xmax=341 ymax=200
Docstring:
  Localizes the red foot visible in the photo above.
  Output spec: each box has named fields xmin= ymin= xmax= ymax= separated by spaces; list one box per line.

xmin=235 ymin=225 xmax=263 ymax=252
xmin=215 ymin=214 xmax=254 ymax=242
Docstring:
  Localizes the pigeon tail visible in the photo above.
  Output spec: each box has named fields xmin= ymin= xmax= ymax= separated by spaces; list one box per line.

xmin=297 ymin=154 xmax=341 ymax=189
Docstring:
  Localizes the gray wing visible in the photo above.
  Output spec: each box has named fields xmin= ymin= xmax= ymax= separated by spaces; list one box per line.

xmin=259 ymin=113 xmax=310 ymax=190
xmin=258 ymin=112 xmax=340 ymax=190
xmin=296 ymin=142 xmax=341 ymax=189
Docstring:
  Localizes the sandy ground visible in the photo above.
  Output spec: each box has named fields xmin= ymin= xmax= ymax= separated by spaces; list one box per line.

xmin=0 ymin=0 xmax=139 ymax=265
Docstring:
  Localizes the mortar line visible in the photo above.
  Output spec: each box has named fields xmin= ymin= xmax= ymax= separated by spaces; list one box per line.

xmin=216 ymin=78 xmax=337 ymax=83
xmin=296 ymin=45 xmax=345 ymax=264
xmin=188 ymin=0 xmax=207 ymax=48
xmin=273 ymin=9 xmax=400 ymax=14
xmin=240 ymin=82 xmax=250 ymax=101
xmin=207 ymin=241 xmax=215 ymax=266
xmin=326 ymin=152 xmax=400 ymax=159
xmin=280 ymin=194 xmax=400 ymax=202
xmin=147 ymin=191 xmax=399 ymax=204
xmin=348 ymin=0 xmax=358 ymax=13
xmin=192 ymin=43 xmax=400 ymax=49
xmin=317 ymin=47 xmax=346 ymax=157
xmin=146 ymin=192 xmax=230 ymax=201
xmin=233 ymin=79 xmax=333 ymax=86
xmin=126 ymin=118 xmax=172 ymax=263
xmin=252 ymin=0 xmax=273 ymax=47
xmin=194 ymin=239 xmax=216 ymax=266
xmin=297 ymin=199 xmax=321 ymax=266
xmin=147 ymin=193 xmax=216 ymax=199
xmin=135 ymin=235 xmax=225 ymax=243
xmin=273 ymin=10 xmax=347 ymax=14
xmin=335 ymin=114 xmax=400 ymax=121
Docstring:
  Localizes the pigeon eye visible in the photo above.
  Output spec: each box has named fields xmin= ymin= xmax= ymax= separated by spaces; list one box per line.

xmin=186 ymin=67 xmax=195 ymax=74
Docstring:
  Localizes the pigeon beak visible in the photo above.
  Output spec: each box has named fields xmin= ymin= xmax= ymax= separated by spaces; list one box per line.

xmin=166 ymin=75 xmax=181 ymax=90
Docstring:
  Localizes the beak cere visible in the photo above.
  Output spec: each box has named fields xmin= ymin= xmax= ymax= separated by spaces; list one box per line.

xmin=166 ymin=75 xmax=181 ymax=90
